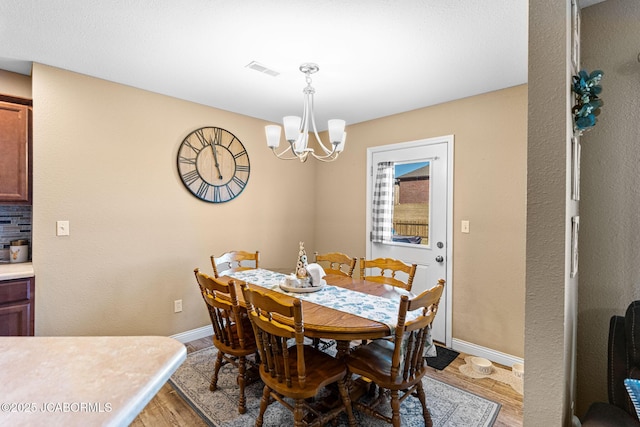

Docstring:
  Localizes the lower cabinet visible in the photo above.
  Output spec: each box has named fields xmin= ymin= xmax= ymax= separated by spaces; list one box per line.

xmin=0 ymin=277 xmax=34 ymax=336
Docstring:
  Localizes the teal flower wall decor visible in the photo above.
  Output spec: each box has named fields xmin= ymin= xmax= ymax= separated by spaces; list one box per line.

xmin=572 ymin=69 xmax=604 ymax=134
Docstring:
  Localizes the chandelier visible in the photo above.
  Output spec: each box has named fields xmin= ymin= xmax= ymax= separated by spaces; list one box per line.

xmin=265 ymin=63 xmax=346 ymax=162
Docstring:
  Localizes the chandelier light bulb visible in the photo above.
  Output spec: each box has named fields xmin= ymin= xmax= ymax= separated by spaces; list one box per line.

xmin=283 ymin=116 xmax=301 ymax=142
xmin=328 ymin=119 xmax=346 ymax=145
xmin=265 ymin=125 xmax=281 ymax=148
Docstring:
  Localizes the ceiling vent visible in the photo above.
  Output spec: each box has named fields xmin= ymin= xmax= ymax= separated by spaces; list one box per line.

xmin=246 ymin=61 xmax=280 ymax=77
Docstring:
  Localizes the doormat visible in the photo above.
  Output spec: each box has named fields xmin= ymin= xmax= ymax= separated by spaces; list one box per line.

xmin=426 ymin=345 xmax=460 ymax=370
xmin=169 ymin=346 xmax=501 ymax=427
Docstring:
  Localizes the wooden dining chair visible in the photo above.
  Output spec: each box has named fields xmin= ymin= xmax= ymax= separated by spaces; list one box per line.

xmin=211 ymin=250 xmax=259 ymax=278
xmin=240 ymin=283 xmax=357 ymax=427
xmin=194 ymin=268 xmax=258 ymax=414
xmin=359 ymin=257 xmax=417 ymax=291
xmin=314 ymin=251 xmax=357 ymax=277
xmin=345 ymin=279 xmax=445 ymax=427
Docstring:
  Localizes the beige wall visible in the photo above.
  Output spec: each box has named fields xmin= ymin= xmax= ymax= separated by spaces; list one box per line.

xmin=315 ymin=85 xmax=527 ymax=357
xmin=32 ymin=64 xmax=317 ymax=336
xmin=578 ymin=0 xmax=640 ymax=417
xmin=0 ymin=69 xmax=32 ymax=99
xmin=26 ymin=64 xmax=526 ymax=360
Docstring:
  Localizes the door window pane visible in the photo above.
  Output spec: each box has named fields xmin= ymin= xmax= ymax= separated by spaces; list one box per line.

xmin=392 ymin=161 xmax=430 ymax=245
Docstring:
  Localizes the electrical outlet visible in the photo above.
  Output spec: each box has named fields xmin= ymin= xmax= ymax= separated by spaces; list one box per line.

xmin=174 ymin=299 xmax=183 ymax=313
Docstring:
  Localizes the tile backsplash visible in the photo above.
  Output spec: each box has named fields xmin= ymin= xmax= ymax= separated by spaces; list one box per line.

xmin=0 ymin=205 xmax=32 ymax=262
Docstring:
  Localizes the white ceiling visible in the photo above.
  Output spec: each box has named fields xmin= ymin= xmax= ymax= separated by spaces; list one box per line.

xmin=0 ymin=1 xmax=536 ymax=128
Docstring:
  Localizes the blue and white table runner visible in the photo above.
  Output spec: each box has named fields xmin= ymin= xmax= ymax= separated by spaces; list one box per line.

xmin=227 ymin=268 xmax=421 ymax=333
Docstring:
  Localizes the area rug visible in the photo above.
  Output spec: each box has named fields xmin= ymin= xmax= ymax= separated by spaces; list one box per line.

xmin=459 ymin=356 xmax=523 ymax=395
xmin=426 ymin=345 xmax=460 ymax=371
xmin=169 ymin=347 xmax=501 ymax=427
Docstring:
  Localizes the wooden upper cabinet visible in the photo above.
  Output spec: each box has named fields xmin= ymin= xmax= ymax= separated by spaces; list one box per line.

xmin=0 ymin=98 xmax=32 ymax=203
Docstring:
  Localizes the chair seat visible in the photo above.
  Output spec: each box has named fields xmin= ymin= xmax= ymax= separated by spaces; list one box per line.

xmin=347 ymin=339 xmax=424 ymax=390
xmin=261 ymin=345 xmax=347 ymax=400
xmin=582 ymin=402 xmax=640 ymax=427
xmin=213 ymin=317 xmax=256 ymax=356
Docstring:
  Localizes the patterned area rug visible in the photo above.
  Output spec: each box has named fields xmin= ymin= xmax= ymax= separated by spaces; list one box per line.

xmin=169 ymin=347 xmax=500 ymax=427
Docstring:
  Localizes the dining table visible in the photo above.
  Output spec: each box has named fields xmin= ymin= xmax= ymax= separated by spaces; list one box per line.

xmin=220 ymin=268 xmax=431 ymax=358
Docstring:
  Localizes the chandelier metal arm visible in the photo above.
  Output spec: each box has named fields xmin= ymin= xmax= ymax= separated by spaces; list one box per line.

xmin=307 ymin=95 xmax=334 ymax=156
xmin=270 ymin=143 xmax=310 ymax=162
xmin=310 ymin=151 xmax=339 ymax=162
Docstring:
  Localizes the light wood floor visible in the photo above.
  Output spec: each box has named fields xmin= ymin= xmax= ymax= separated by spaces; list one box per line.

xmin=131 ymin=337 xmax=523 ymax=427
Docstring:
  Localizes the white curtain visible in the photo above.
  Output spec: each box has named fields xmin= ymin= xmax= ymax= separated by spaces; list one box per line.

xmin=371 ymin=161 xmax=394 ymax=243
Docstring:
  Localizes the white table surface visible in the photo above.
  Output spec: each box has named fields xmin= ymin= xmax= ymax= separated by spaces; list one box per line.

xmin=0 ymin=335 xmax=186 ymax=426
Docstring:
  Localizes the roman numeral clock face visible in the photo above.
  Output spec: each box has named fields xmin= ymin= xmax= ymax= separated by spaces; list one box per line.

xmin=177 ymin=127 xmax=250 ymax=203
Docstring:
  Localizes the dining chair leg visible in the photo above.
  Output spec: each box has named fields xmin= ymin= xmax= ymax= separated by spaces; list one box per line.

xmin=337 ymin=377 xmax=357 ymax=427
xmin=210 ymin=351 xmax=224 ymax=391
xmin=237 ymin=356 xmax=247 ymax=414
xmin=390 ymin=389 xmax=401 ymax=427
xmin=256 ymin=385 xmax=270 ymax=427
xmin=416 ymin=382 xmax=433 ymax=427
xmin=293 ymin=399 xmax=305 ymax=427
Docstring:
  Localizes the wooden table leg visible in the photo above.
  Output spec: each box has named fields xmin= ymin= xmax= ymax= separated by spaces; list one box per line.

xmin=335 ymin=340 xmax=351 ymax=358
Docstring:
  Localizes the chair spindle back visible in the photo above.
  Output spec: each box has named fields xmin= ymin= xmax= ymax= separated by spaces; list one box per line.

xmin=194 ymin=269 xmax=248 ymax=350
xmin=360 ymin=257 xmax=417 ymax=291
xmin=391 ymin=279 xmax=445 ymax=382
xmin=240 ymin=283 xmax=306 ymax=389
xmin=314 ymin=252 xmax=357 ymax=277
xmin=211 ymin=250 xmax=260 ymax=278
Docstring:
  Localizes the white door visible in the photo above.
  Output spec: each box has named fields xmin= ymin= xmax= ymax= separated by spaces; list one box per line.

xmin=366 ymin=136 xmax=452 ymax=345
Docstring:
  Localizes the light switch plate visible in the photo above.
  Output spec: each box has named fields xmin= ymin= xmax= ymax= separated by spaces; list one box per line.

xmin=461 ymin=220 xmax=470 ymax=233
xmin=56 ymin=220 xmax=70 ymax=236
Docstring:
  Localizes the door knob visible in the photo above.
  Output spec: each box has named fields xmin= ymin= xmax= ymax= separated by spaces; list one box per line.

xmin=435 ymin=255 xmax=444 ymax=263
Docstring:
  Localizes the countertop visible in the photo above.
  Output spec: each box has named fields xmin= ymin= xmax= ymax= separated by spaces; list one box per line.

xmin=0 ymin=335 xmax=186 ymax=426
xmin=0 ymin=262 xmax=34 ymax=281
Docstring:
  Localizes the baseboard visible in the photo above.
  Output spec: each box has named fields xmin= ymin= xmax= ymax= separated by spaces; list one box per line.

xmin=170 ymin=325 xmax=213 ymax=344
xmin=451 ymin=338 xmax=524 ymax=368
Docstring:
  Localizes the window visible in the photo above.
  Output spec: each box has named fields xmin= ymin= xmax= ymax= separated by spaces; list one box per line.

xmin=392 ymin=161 xmax=430 ymax=245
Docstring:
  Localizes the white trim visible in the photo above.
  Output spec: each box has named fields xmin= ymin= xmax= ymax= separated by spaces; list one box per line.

xmin=170 ymin=325 xmax=213 ymax=344
xmin=452 ymin=338 xmax=524 ymax=368
xmin=445 ymin=138 xmax=454 ymax=346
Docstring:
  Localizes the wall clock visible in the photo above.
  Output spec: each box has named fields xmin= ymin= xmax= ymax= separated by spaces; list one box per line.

xmin=177 ymin=126 xmax=250 ymax=203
